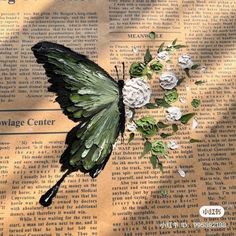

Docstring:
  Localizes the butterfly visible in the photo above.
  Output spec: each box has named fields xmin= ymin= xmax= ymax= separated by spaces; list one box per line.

xmin=31 ymin=41 xmax=126 ymax=206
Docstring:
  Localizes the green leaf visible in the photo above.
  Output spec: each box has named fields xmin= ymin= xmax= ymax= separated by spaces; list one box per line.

xmin=128 ymin=133 xmax=135 ymax=143
xmin=177 ymin=77 xmax=185 ymax=85
xmin=144 ymin=48 xmax=152 ymax=65
xmin=155 ymin=98 xmax=170 ymax=108
xmin=150 ymin=155 xmax=157 ymax=169
xmin=173 ymin=44 xmax=187 ymax=49
xmin=145 ymin=103 xmax=157 ymax=109
xmin=191 ymin=64 xmax=200 ymax=70
xmin=195 ymin=80 xmax=206 ymax=85
xmin=160 ymin=133 xmax=172 ymax=138
xmin=190 ymin=138 xmax=202 ymax=143
xmin=148 ymin=31 xmax=156 ymax=40
xmin=157 ymin=42 xmax=165 ymax=53
xmin=158 ymin=162 xmax=163 ymax=173
xmin=184 ymin=68 xmax=190 ymax=78
xmin=172 ymin=124 xmax=178 ymax=132
xmin=180 ymin=113 xmax=196 ymax=124
xmin=172 ymin=38 xmax=177 ymax=45
xmin=191 ymin=99 xmax=201 ymax=108
xmin=157 ymin=121 xmax=169 ymax=129
xmin=141 ymin=141 xmax=152 ymax=157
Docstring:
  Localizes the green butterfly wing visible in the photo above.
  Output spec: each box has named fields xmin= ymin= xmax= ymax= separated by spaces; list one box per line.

xmin=32 ymin=41 xmax=125 ymax=177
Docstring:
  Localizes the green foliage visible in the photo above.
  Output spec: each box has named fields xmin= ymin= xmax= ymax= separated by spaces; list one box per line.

xmin=151 ymin=141 xmax=167 ymax=156
xmin=157 ymin=122 xmax=169 ymax=129
xmin=180 ymin=113 xmax=196 ymax=124
xmin=184 ymin=68 xmax=191 ymax=78
xmin=150 ymin=155 xmax=157 ymax=169
xmin=149 ymin=60 xmax=163 ymax=72
xmin=191 ymin=64 xmax=200 ymax=70
xmin=128 ymin=133 xmax=135 ymax=143
xmin=195 ymin=80 xmax=206 ymax=85
xmin=145 ymin=103 xmax=157 ymax=109
xmin=129 ymin=62 xmax=146 ymax=77
xmin=172 ymin=124 xmax=178 ymax=132
xmin=136 ymin=116 xmax=158 ymax=138
xmin=144 ymin=48 xmax=153 ymax=65
xmin=157 ymin=42 xmax=165 ymax=53
xmin=164 ymin=89 xmax=178 ymax=104
xmin=172 ymin=38 xmax=178 ymax=45
xmin=141 ymin=141 xmax=152 ymax=157
xmin=191 ymin=99 xmax=201 ymax=108
xmin=190 ymin=138 xmax=202 ymax=143
xmin=177 ymin=77 xmax=185 ymax=85
xmin=155 ymin=98 xmax=170 ymax=108
xmin=160 ymin=133 xmax=173 ymax=138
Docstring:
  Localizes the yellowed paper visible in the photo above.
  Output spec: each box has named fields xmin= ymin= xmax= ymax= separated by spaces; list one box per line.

xmin=0 ymin=0 xmax=236 ymax=235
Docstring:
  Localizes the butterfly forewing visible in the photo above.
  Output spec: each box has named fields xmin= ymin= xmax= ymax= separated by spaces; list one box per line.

xmin=32 ymin=41 xmax=122 ymax=177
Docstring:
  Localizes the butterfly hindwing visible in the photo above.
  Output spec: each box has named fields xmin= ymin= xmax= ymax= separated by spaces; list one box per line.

xmin=32 ymin=41 xmax=123 ymax=177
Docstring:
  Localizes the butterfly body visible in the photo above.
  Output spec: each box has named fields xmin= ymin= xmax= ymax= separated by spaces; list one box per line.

xmin=32 ymin=42 xmax=125 ymax=180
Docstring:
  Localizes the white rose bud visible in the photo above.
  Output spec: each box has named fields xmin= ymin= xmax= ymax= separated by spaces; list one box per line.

xmin=157 ymin=51 xmax=170 ymax=61
xmin=178 ymin=54 xmax=194 ymax=69
xmin=159 ymin=72 xmax=178 ymax=90
xmin=166 ymin=107 xmax=182 ymax=121
xmin=122 ymin=77 xmax=151 ymax=108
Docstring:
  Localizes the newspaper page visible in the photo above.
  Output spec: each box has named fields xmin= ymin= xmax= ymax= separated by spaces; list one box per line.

xmin=0 ymin=0 xmax=235 ymax=235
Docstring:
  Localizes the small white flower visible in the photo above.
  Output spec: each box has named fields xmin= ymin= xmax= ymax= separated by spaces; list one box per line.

xmin=192 ymin=118 xmax=198 ymax=129
xmin=167 ymin=140 xmax=179 ymax=150
xmin=132 ymin=46 xmax=139 ymax=54
xmin=166 ymin=107 xmax=182 ymax=121
xmin=125 ymin=109 xmax=133 ymax=119
xmin=159 ymin=72 xmax=178 ymax=90
xmin=178 ymin=54 xmax=194 ymax=69
xmin=179 ymin=96 xmax=186 ymax=103
xmin=127 ymin=122 xmax=137 ymax=132
xmin=200 ymin=66 xmax=207 ymax=73
xmin=123 ymin=77 xmax=151 ymax=108
xmin=178 ymin=167 xmax=186 ymax=178
xmin=157 ymin=51 xmax=170 ymax=61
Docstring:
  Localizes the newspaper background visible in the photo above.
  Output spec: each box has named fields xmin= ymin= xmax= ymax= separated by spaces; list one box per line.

xmin=0 ymin=0 xmax=235 ymax=235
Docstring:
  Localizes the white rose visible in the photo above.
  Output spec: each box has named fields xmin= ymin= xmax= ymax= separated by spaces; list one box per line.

xmin=178 ymin=54 xmax=194 ymax=69
xmin=122 ymin=77 xmax=151 ymax=108
xmin=157 ymin=51 xmax=170 ymax=61
xmin=166 ymin=107 xmax=182 ymax=121
xmin=159 ymin=72 xmax=178 ymax=90
xmin=127 ymin=122 xmax=137 ymax=132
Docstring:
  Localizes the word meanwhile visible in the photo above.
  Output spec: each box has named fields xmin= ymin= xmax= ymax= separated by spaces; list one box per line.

xmin=0 ymin=119 xmax=55 ymax=128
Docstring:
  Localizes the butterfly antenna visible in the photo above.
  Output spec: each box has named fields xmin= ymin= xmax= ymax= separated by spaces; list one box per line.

xmin=122 ymin=62 xmax=125 ymax=81
xmin=114 ymin=65 xmax=120 ymax=81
